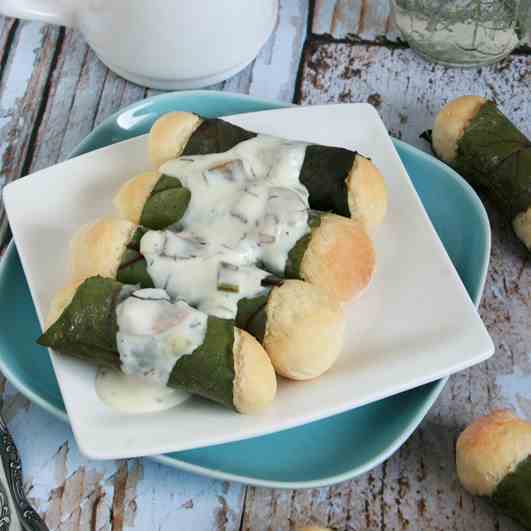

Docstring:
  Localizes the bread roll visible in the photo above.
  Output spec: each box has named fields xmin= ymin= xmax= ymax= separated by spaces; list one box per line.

xmin=347 ymin=154 xmax=388 ymax=231
xmin=148 ymin=112 xmax=387 ymax=230
xmin=457 ymin=410 xmax=531 ymax=496
xmin=430 ymin=95 xmax=531 ymax=252
xmin=263 ymin=280 xmax=345 ymax=380
xmin=233 ymin=329 xmax=277 ymax=414
xmin=71 ymin=216 xmax=374 ymax=303
xmin=70 ymin=217 xmax=137 ymax=281
xmin=432 ymin=95 xmax=487 ymax=164
xmin=149 ymin=112 xmax=202 ymax=169
xmin=113 ymin=171 xmax=161 ymax=225
xmin=300 ymin=213 xmax=374 ymax=302
xmin=42 ymin=277 xmax=277 ymax=414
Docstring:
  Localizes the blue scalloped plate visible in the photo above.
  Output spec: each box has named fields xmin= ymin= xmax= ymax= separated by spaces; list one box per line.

xmin=0 ymin=91 xmax=490 ymax=488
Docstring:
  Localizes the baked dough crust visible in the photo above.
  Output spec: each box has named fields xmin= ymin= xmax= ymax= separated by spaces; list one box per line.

xmin=149 ymin=111 xmax=203 ymax=169
xmin=233 ymin=329 xmax=277 ymax=414
xmin=456 ymin=410 xmax=531 ymax=496
xmin=264 ymin=280 xmax=345 ymax=380
xmin=432 ymin=95 xmax=487 ymax=163
xmin=347 ymin=155 xmax=388 ymax=231
xmin=301 ymin=213 xmax=375 ymax=302
xmin=113 ymin=171 xmax=161 ymax=224
xmin=70 ymin=217 xmax=136 ymax=282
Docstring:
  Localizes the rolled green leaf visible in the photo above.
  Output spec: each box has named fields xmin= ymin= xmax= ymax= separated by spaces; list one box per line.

xmin=454 ymin=101 xmax=531 ymax=220
xmin=181 ymin=120 xmax=358 ymax=218
xmin=116 ymin=227 xmax=153 ymax=287
xmin=116 ymin=209 xmax=321 ymax=298
xmin=148 ymin=112 xmax=387 ymax=230
xmin=38 ymin=276 xmax=123 ymax=369
xmin=457 ymin=410 xmax=531 ymax=530
xmin=492 ymin=457 xmax=531 ymax=530
xmin=140 ymin=175 xmax=191 ymax=230
xmin=182 ymin=118 xmax=257 ymax=156
xmin=38 ymin=277 xmax=235 ymax=409
xmin=285 ymin=211 xmax=322 ymax=279
xmin=236 ymin=292 xmax=271 ymax=343
xmin=299 ymin=146 xmax=356 ymax=217
xmin=429 ymin=97 xmax=531 ymax=250
xmin=169 ymin=316 xmax=234 ymax=408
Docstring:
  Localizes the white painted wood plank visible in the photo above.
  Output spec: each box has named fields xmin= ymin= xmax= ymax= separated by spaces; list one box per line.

xmin=240 ymin=42 xmax=530 ymax=531
xmin=0 ymin=3 xmax=309 ymax=526
xmin=313 ymin=0 xmax=398 ymax=40
xmin=228 ymin=0 xmax=309 ymax=102
xmin=29 ymin=29 xmax=92 ymax=170
xmin=93 ymin=72 xmax=145 ymax=128
xmin=0 ymin=20 xmax=61 ymax=239
xmin=300 ymin=45 xmax=531 ymax=145
xmin=0 ymin=17 xmax=17 ymax=65
xmin=7 ymin=381 xmax=246 ymax=530
xmin=312 ymin=0 xmax=531 ymax=46
xmin=3 ymin=24 xmax=248 ymax=531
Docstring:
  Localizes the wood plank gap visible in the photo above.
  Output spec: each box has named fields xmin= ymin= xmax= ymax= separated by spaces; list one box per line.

xmin=0 ymin=24 xmax=65 ymax=247
xmin=302 ymin=31 xmax=529 ymax=60
xmin=89 ymin=67 xmax=110 ymax=131
xmin=511 ymin=44 xmax=531 ymax=55
xmin=19 ymin=26 xmax=65 ymax=178
xmin=293 ymin=0 xmax=317 ymax=104
xmin=0 ymin=19 xmax=19 ymax=84
xmin=380 ymin=460 xmax=387 ymax=530
xmin=307 ymin=31 xmax=408 ymax=47
xmin=238 ymin=486 xmax=249 ymax=531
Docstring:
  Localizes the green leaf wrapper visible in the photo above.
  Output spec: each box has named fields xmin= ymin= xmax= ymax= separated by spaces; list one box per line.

xmin=169 ymin=316 xmax=235 ymax=408
xmin=299 ymin=145 xmax=356 ymax=217
xmin=183 ymin=118 xmax=357 ymax=218
xmin=183 ymin=118 xmax=256 ymax=156
xmin=116 ymin=226 xmax=153 ymax=287
xmin=454 ymin=101 xmax=531 ymax=220
xmin=285 ymin=211 xmax=322 ymax=279
xmin=140 ymin=175 xmax=191 ymax=230
xmin=115 ymin=230 xmax=275 ymax=347
xmin=37 ymin=276 xmax=123 ymax=369
xmin=37 ymin=277 xmax=237 ymax=409
xmin=492 ymin=456 xmax=531 ymax=530
xmin=236 ymin=292 xmax=270 ymax=343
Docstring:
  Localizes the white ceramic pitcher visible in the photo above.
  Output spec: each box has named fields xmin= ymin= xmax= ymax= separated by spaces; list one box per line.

xmin=0 ymin=0 xmax=278 ymax=89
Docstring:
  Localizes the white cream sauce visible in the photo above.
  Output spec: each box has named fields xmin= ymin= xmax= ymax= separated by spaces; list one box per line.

xmin=115 ymin=288 xmax=207 ymax=385
xmin=104 ymin=136 xmax=310 ymax=411
xmin=141 ymin=135 xmax=310 ymax=319
xmin=95 ymin=368 xmax=189 ymax=414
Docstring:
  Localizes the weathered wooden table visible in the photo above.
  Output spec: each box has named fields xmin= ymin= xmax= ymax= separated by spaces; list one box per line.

xmin=0 ymin=1 xmax=529 ymax=529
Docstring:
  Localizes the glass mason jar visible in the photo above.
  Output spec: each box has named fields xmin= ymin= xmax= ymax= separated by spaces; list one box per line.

xmin=390 ymin=0 xmax=524 ymax=67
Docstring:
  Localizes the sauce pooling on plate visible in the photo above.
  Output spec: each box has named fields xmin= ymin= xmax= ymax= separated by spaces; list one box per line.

xmin=141 ymin=135 xmax=310 ymax=319
xmin=95 ymin=368 xmax=190 ymax=414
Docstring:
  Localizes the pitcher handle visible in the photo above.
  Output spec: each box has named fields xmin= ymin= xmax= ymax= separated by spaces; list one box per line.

xmin=0 ymin=0 xmax=74 ymax=27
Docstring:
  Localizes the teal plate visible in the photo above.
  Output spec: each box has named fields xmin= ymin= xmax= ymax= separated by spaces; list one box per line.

xmin=0 ymin=91 xmax=490 ymax=488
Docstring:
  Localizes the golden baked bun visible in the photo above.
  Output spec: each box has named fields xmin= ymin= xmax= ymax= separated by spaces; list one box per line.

xmin=264 ymin=280 xmax=345 ymax=380
xmin=301 ymin=213 xmax=375 ymax=302
xmin=456 ymin=410 xmax=531 ymax=496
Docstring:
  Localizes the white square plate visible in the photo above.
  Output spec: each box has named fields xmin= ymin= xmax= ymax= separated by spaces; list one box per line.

xmin=3 ymin=104 xmax=494 ymax=459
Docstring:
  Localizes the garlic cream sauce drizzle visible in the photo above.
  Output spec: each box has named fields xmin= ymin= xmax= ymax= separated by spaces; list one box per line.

xmin=116 ymin=288 xmax=207 ymax=386
xmin=108 ymin=136 xmax=310 ymax=411
xmin=141 ymin=135 xmax=310 ymax=319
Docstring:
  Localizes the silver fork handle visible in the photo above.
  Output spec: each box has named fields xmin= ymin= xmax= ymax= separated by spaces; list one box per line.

xmin=0 ymin=415 xmax=48 ymax=530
